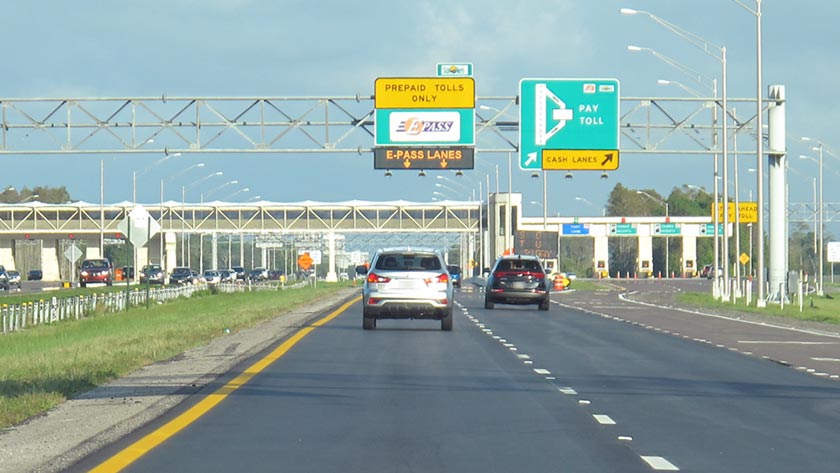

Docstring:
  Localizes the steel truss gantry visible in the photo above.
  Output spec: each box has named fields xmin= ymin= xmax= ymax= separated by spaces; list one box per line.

xmin=0 ymin=95 xmax=765 ymax=155
xmin=0 ymin=200 xmax=481 ymax=237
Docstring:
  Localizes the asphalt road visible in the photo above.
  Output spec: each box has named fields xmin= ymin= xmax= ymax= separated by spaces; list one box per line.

xmin=68 ymin=281 xmax=840 ymax=473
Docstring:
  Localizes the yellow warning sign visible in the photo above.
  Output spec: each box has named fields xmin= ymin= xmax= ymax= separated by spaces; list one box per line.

xmin=714 ymin=202 xmax=758 ymax=224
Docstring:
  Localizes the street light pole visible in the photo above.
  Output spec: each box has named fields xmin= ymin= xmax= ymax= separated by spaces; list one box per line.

xmin=622 ymin=8 xmax=729 ymax=298
xmin=801 ymin=138 xmax=825 ymax=296
xmin=818 ymin=143 xmax=824 ymax=296
xmin=735 ymin=0 xmax=765 ymax=306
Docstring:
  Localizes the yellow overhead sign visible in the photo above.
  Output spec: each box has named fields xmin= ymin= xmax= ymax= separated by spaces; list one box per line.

xmin=714 ymin=202 xmax=758 ymax=224
xmin=375 ymin=77 xmax=475 ymax=109
xmin=541 ymin=149 xmax=619 ymax=171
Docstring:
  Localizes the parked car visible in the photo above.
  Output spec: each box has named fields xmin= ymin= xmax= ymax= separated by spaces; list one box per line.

xmin=700 ymin=264 xmax=714 ymax=278
xmin=484 ymin=254 xmax=550 ymax=311
xmin=169 ymin=267 xmax=194 ymax=285
xmin=446 ymin=264 xmax=463 ymax=288
xmin=6 ymin=270 xmax=21 ymax=290
xmin=231 ymin=266 xmax=246 ymax=281
xmin=191 ymin=270 xmax=205 ymax=284
xmin=219 ymin=270 xmax=235 ymax=283
xmin=203 ymin=270 xmax=221 ymax=285
xmin=249 ymin=267 xmax=268 ymax=281
xmin=355 ymin=247 xmax=453 ymax=331
xmin=140 ymin=264 xmax=166 ymax=285
xmin=121 ymin=266 xmax=135 ymax=279
xmin=0 ymin=265 xmax=9 ymax=291
xmin=27 ymin=269 xmax=43 ymax=281
xmin=78 ymin=258 xmax=113 ymax=288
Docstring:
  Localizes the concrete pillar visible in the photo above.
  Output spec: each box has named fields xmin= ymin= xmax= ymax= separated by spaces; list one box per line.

xmin=0 ymin=239 xmax=15 ymax=270
xmin=164 ymin=232 xmax=177 ymax=270
xmin=211 ymin=232 xmax=219 ymax=270
xmin=137 ymin=246 xmax=150 ymax=269
xmin=41 ymin=239 xmax=61 ymax=281
xmin=767 ymin=85 xmax=787 ymax=302
xmin=488 ymin=192 xmax=522 ymax=259
xmin=84 ymin=240 xmax=102 ymax=259
xmin=637 ymin=235 xmax=653 ymax=278
xmin=593 ymin=225 xmax=610 ymax=278
xmin=325 ymin=232 xmax=338 ymax=282
xmin=681 ymin=235 xmax=698 ymax=277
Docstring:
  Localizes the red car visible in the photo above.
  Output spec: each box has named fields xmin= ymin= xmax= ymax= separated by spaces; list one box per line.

xmin=79 ymin=258 xmax=113 ymax=287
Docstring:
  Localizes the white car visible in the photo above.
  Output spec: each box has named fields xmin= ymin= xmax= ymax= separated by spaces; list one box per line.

xmin=203 ymin=270 xmax=221 ymax=284
xmin=356 ymin=247 xmax=454 ymax=331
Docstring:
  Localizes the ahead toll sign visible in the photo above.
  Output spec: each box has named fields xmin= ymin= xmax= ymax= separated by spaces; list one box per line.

xmin=519 ymin=78 xmax=620 ymax=170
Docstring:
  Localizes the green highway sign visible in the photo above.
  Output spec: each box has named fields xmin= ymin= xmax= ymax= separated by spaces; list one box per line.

xmin=436 ymin=63 xmax=473 ymax=77
xmin=655 ymin=223 xmax=681 ymax=235
xmin=701 ymin=223 xmax=726 ymax=236
xmin=519 ymin=78 xmax=620 ymax=170
xmin=610 ymin=223 xmax=637 ymax=235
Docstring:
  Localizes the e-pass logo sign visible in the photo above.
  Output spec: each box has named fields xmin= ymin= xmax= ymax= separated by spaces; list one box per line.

xmin=389 ymin=111 xmax=461 ymax=142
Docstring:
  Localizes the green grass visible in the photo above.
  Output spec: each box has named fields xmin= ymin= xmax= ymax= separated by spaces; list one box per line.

xmin=0 ymin=282 xmax=353 ymax=429
xmin=677 ymin=289 xmax=840 ymax=325
xmin=562 ymin=279 xmax=608 ymax=292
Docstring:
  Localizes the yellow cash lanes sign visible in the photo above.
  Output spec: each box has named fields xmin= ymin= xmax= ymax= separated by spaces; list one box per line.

xmin=375 ymin=77 xmax=475 ymax=109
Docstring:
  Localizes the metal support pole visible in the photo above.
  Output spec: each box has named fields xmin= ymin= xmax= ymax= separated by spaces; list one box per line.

xmin=721 ymin=47 xmax=730 ymax=301
xmin=818 ymin=144 xmax=824 ymax=295
xmin=755 ymin=0 xmax=767 ymax=307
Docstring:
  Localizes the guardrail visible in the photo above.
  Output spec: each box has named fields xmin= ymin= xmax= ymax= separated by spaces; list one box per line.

xmin=1 ymin=280 xmax=308 ymax=335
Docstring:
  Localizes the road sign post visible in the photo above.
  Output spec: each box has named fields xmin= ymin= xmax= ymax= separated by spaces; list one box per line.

xmin=519 ymin=78 xmax=620 ymax=171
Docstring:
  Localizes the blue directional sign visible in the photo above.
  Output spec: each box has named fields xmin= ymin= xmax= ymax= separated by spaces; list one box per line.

xmin=519 ymin=78 xmax=620 ymax=170
xmin=562 ymin=223 xmax=590 ymax=235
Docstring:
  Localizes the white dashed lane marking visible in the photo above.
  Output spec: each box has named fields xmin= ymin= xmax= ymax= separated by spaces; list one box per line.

xmin=641 ymin=456 xmax=680 ymax=471
xmin=593 ymin=414 xmax=616 ymax=425
xmin=738 ymin=340 xmax=838 ymax=345
xmin=533 ymin=368 xmax=551 ymax=375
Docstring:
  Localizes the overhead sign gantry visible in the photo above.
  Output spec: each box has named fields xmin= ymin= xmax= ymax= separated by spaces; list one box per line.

xmin=373 ymin=76 xmax=476 ymax=171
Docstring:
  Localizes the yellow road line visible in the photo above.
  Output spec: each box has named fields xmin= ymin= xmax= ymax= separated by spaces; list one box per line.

xmin=90 ymin=295 xmax=361 ymax=473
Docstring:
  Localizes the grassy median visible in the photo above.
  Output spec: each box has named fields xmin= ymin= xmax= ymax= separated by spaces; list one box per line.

xmin=0 ymin=283 xmax=353 ymax=429
xmin=678 ymin=288 xmax=840 ymax=325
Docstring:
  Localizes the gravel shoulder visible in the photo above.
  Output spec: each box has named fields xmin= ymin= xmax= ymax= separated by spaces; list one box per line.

xmin=0 ymin=287 xmax=360 ymax=473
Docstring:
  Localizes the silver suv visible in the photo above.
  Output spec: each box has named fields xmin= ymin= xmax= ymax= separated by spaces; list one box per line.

xmin=356 ymin=247 xmax=454 ymax=331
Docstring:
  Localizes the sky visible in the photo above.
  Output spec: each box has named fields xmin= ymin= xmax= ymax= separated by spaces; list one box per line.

xmin=1 ymin=0 xmax=838 ymax=234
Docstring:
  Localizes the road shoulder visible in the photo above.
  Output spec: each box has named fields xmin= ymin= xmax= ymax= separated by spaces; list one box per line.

xmin=0 ymin=287 xmax=360 ymax=473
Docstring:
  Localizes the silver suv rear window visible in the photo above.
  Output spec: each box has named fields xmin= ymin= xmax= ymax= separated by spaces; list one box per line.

xmin=375 ymin=253 xmax=442 ymax=271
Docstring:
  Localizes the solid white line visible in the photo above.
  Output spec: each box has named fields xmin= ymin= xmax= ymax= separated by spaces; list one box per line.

xmin=618 ymin=293 xmax=840 ymax=340
xmin=640 ymin=456 xmax=679 ymax=471
xmin=593 ymin=414 xmax=616 ymax=425
xmin=533 ymin=368 xmax=551 ymax=375
xmin=739 ymin=340 xmax=838 ymax=345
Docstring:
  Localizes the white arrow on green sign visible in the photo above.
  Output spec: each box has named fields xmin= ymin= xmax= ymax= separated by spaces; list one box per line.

xmin=519 ymin=78 xmax=620 ymax=170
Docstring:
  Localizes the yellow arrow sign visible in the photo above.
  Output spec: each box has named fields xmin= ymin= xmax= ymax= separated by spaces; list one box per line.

xmin=541 ymin=150 xmax=620 ymax=171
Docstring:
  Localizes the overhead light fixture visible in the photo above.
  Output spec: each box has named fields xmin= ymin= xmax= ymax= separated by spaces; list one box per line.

xmin=384 ymin=170 xmax=392 ymax=177
xmin=531 ymin=172 xmax=540 ymax=179
xmin=418 ymin=170 xmax=427 ymax=177
xmin=455 ymin=170 xmax=464 ymax=176
xmin=601 ymin=172 xmax=609 ymax=179
xmin=565 ymin=172 xmax=573 ymax=180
